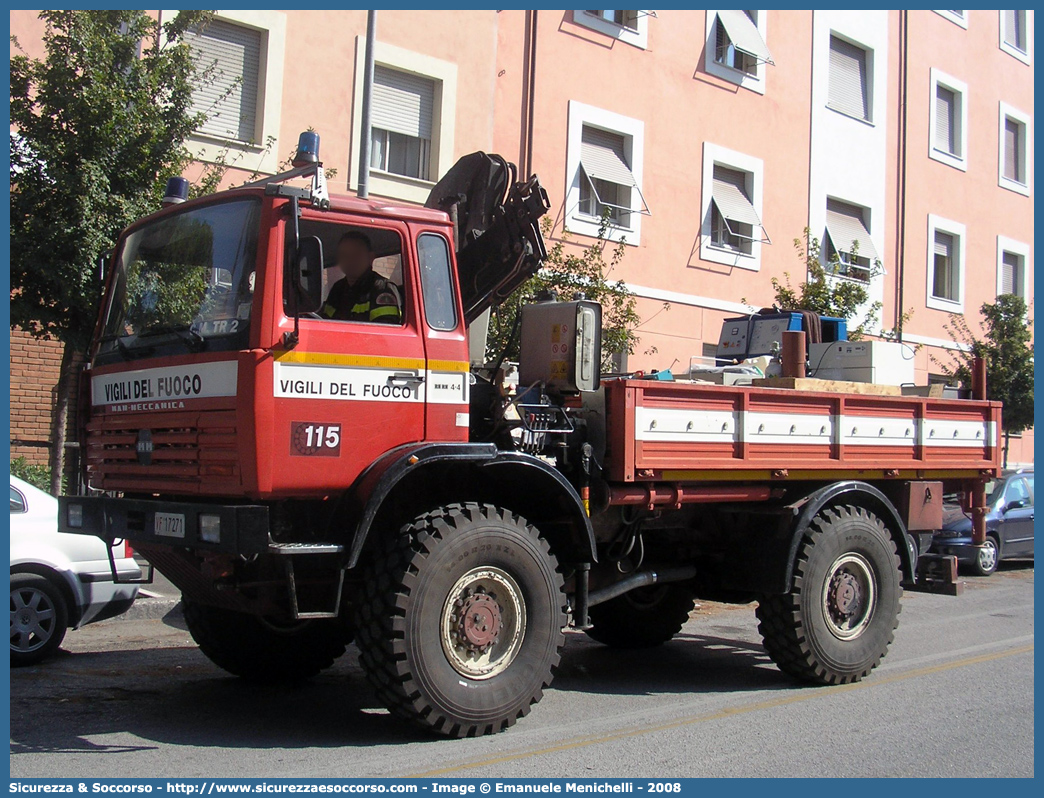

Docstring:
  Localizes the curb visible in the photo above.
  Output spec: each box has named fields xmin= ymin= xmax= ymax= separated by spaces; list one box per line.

xmin=120 ymin=595 xmax=183 ymax=621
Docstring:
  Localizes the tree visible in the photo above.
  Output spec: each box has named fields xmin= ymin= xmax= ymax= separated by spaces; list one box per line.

xmin=10 ymin=10 xmax=210 ymax=494
xmin=766 ymin=228 xmax=884 ymax=339
xmin=486 ymin=215 xmax=661 ymax=371
xmin=932 ymin=294 xmax=1034 ymax=467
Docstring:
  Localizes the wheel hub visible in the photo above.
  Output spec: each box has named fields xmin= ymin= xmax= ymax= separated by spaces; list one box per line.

xmin=821 ymin=553 xmax=877 ymax=641
xmin=455 ymin=590 xmax=502 ymax=652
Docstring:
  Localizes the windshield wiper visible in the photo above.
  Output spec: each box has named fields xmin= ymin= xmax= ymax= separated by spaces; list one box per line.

xmin=98 ymin=333 xmax=154 ymax=359
xmin=135 ymin=325 xmax=207 ymax=352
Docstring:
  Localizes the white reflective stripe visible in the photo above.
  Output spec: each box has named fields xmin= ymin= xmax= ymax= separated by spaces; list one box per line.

xmin=842 ymin=415 xmax=916 ymax=446
xmin=712 ymin=166 xmax=762 ymax=227
xmin=632 ymin=409 xmax=994 ymax=451
xmin=372 ymin=65 xmax=434 ymax=140
xmin=923 ymin=419 xmax=991 ymax=448
xmin=716 ymin=9 xmax=773 ymax=64
xmin=425 ymin=370 xmax=470 ymax=405
xmin=273 ymin=362 xmax=423 ymax=403
xmin=580 ymin=127 xmax=636 ymax=187
xmin=745 ymin=411 xmax=833 ymax=445
xmin=826 ymin=199 xmax=878 ymax=261
xmin=634 ymin=407 xmax=737 ymax=443
xmin=92 ymin=361 xmax=239 ymax=405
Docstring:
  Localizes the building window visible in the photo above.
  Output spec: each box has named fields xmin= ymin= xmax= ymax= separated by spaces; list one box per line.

xmin=828 ymin=35 xmax=871 ymax=122
xmin=573 ymin=9 xmax=649 ymax=49
xmin=705 ymin=10 xmax=771 ymax=94
xmin=996 ymin=236 xmax=1031 ymax=300
xmin=369 ymin=66 xmax=434 ymax=181
xmin=1000 ymin=10 xmax=1032 ymax=63
xmin=926 ymin=215 xmax=966 ymax=312
xmin=824 ymin=199 xmax=877 ymax=282
xmin=700 ymin=143 xmax=767 ymax=270
xmin=349 ymin=39 xmax=457 ymax=204
xmin=929 ymin=70 xmax=968 ymax=170
xmin=998 ymin=102 xmax=1031 ymax=196
xmin=566 ymin=102 xmax=647 ymax=245
xmin=187 ymin=19 xmax=262 ymax=143
xmin=586 ymin=10 xmax=639 ymax=30
xmin=709 ymin=165 xmax=765 ymax=256
xmin=181 ymin=11 xmax=286 ymax=176
xmin=934 ymin=10 xmax=968 ymax=28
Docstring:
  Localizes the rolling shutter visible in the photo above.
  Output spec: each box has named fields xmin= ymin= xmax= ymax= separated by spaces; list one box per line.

xmin=712 ymin=166 xmax=762 ymax=227
xmin=935 ymin=85 xmax=955 ymax=154
xmin=933 ymin=231 xmax=956 ymax=300
xmin=828 ymin=35 xmax=869 ymax=121
xmin=716 ymin=10 xmax=774 ymax=65
xmin=1004 ymin=118 xmax=1021 ymax=181
xmin=187 ymin=20 xmax=261 ymax=142
xmin=372 ymin=65 xmax=435 ymax=140
xmin=1002 ymin=10 xmax=1025 ymax=49
xmin=1002 ymin=252 xmax=1020 ymax=296
xmin=825 ymin=199 xmax=878 ymax=261
xmin=580 ymin=127 xmax=635 ymax=187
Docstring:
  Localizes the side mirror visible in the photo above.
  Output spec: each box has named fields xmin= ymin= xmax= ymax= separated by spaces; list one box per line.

xmin=1004 ymin=499 xmax=1026 ymax=513
xmin=295 ymin=235 xmax=324 ymax=313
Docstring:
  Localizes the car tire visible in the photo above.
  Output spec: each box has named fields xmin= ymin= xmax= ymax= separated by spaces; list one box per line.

xmin=756 ymin=505 xmax=902 ymax=685
xmin=971 ymin=535 xmax=1001 ymax=577
xmin=585 ymin=584 xmax=696 ymax=648
xmin=354 ymin=503 xmax=566 ymax=737
xmin=10 ymin=573 xmax=70 ymax=667
xmin=183 ymin=600 xmax=350 ymax=683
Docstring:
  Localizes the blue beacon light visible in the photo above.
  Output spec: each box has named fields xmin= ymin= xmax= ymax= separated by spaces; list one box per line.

xmin=161 ymin=176 xmax=190 ymax=206
xmin=293 ymin=131 xmax=320 ymax=167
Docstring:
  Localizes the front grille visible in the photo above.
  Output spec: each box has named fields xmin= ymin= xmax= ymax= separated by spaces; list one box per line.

xmin=86 ymin=410 xmax=240 ymax=493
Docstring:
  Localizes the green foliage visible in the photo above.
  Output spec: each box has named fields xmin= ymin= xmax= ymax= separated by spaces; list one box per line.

xmin=10 ymin=9 xmax=211 ymax=351
xmin=767 ymin=228 xmax=884 ymax=340
xmin=932 ymin=294 xmax=1035 ymax=437
xmin=487 ymin=215 xmax=656 ymax=371
xmin=11 ymin=457 xmax=53 ymax=494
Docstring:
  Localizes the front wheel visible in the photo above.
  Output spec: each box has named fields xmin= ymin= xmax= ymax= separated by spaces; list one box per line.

xmin=756 ymin=505 xmax=902 ymax=685
xmin=354 ymin=503 xmax=566 ymax=737
xmin=971 ymin=535 xmax=1001 ymax=577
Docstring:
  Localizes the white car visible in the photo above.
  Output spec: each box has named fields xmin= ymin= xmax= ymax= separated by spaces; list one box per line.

xmin=10 ymin=475 xmax=141 ymax=665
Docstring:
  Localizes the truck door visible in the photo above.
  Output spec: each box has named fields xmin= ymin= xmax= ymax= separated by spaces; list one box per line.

xmin=413 ymin=229 xmax=470 ymax=442
xmin=271 ymin=216 xmax=427 ymax=493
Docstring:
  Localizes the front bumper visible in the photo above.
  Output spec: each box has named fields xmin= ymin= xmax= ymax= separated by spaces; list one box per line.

xmin=58 ymin=495 xmax=270 ymax=557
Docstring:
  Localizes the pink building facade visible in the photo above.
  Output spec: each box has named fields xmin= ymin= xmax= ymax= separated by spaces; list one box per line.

xmin=9 ymin=10 xmax=1034 ymax=467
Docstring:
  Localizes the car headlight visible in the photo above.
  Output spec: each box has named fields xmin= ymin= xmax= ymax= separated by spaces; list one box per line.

xmin=199 ymin=513 xmax=221 ymax=543
xmin=67 ymin=503 xmax=84 ymax=529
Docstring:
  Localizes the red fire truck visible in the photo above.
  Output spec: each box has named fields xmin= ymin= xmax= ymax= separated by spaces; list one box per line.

xmin=60 ymin=135 xmax=1000 ymax=737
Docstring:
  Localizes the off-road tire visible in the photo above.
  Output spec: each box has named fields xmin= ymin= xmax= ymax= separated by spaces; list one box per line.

xmin=10 ymin=573 xmax=70 ymax=667
xmin=756 ymin=505 xmax=902 ymax=685
xmin=353 ymin=503 xmax=566 ymax=737
xmin=585 ymin=584 xmax=696 ymax=648
xmin=183 ymin=600 xmax=349 ymax=682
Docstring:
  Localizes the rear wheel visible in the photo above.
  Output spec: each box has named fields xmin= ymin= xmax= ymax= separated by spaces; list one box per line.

xmin=585 ymin=584 xmax=695 ymax=648
xmin=183 ymin=600 xmax=349 ymax=682
xmin=756 ymin=505 xmax=902 ymax=685
xmin=354 ymin=503 xmax=566 ymax=737
xmin=971 ymin=535 xmax=1001 ymax=576
xmin=10 ymin=573 xmax=69 ymax=666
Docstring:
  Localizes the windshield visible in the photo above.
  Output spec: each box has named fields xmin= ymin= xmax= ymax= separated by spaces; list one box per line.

xmin=96 ymin=199 xmax=261 ymax=364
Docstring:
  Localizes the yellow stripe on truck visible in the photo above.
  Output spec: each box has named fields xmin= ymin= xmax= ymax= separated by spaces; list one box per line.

xmin=273 ymin=350 xmax=470 ymax=373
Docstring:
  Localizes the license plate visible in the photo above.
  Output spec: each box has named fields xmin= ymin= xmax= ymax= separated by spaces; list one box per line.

xmin=154 ymin=512 xmax=186 ymax=538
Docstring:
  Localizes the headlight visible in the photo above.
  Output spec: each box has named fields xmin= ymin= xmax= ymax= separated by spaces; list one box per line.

xmin=67 ymin=504 xmax=84 ymax=528
xmin=199 ymin=513 xmax=221 ymax=543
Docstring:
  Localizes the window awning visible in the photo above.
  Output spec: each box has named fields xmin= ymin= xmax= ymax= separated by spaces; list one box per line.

xmin=580 ymin=126 xmax=651 ymax=215
xmin=711 ymin=166 xmax=770 ymax=243
xmin=825 ymin=200 xmax=878 ymax=261
xmin=716 ymin=10 xmax=774 ymax=66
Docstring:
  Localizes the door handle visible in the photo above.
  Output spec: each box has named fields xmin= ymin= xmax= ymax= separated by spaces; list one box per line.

xmin=389 ymin=372 xmax=424 ymax=385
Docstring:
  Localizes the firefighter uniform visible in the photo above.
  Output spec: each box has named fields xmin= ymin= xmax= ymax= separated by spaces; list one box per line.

xmin=321 ymin=270 xmax=402 ymax=323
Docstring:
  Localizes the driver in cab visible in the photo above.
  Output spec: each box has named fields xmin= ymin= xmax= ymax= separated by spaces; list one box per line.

xmin=321 ymin=231 xmax=402 ymax=324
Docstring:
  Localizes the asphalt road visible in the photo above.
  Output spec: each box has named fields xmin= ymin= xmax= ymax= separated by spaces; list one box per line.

xmin=10 ymin=564 xmax=1034 ymax=779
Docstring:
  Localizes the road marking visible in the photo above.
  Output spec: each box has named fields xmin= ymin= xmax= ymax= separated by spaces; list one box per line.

xmin=408 ymin=642 xmax=1033 ymax=777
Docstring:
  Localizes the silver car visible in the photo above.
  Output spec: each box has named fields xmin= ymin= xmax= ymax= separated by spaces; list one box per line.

xmin=10 ymin=475 xmax=141 ymax=665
